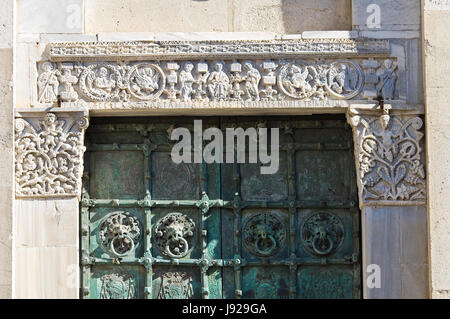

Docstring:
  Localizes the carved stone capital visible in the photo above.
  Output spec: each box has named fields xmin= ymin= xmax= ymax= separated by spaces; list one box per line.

xmin=14 ymin=108 xmax=89 ymax=198
xmin=347 ymin=109 xmax=426 ymax=207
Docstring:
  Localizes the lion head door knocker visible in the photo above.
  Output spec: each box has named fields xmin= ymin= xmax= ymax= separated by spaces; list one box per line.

xmin=154 ymin=213 xmax=197 ymax=259
xmin=301 ymin=212 xmax=344 ymax=256
xmin=243 ymin=213 xmax=287 ymax=257
xmin=99 ymin=212 xmax=142 ymax=257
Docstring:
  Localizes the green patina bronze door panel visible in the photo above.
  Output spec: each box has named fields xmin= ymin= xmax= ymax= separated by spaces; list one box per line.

xmin=81 ymin=115 xmax=360 ymax=299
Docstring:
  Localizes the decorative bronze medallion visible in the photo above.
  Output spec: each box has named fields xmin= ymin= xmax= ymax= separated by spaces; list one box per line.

xmin=301 ymin=212 xmax=344 ymax=256
xmin=243 ymin=212 xmax=286 ymax=257
xmin=99 ymin=211 xmax=142 ymax=257
xmin=154 ymin=212 xmax=197 ymax=258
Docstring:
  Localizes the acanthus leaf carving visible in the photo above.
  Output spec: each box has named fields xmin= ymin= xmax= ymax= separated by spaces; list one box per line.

xmin=14 ymin=112 xmax=88 ymax=198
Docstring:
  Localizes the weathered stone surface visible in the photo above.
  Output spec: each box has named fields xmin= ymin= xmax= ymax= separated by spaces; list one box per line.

xmin=85 ymin=0 xmax=229 ymax=33
xmin=0 ymin=0 xmax=13 ymax=48
xmin=85 ymin=0 xmax=351 ymax=34
xmin=353 ymin=0 xmax=420 ymax=31
xmin=424 ymin=8 xmax=450 ymax=299
xmin=363 ymin=206 xmax=428 ymax=298
xmin=15 ymin=199 xmax=79 ymax=247
xmin=424 ymin=0 xmax=450 ymax=11
xmin=14 ymin=198 xmax=79 ymax=299
xmin=232 ymin=0 xmax=351 ymax=33
xmin=0 ymin=48 xmax=13 ymax=299
xmin=14 ymin=247 xmax=78 ymax=299
xmin=17 ymin=0 xmax=83 ymax=34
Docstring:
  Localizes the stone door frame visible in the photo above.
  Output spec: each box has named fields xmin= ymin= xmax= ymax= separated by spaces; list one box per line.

xmin=14 ymin=38 xmax=427 ymax=298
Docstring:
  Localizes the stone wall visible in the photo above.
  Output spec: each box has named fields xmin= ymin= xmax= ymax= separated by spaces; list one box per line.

xmin=16 ymin=0 xmax=352 ymax=35
xmin=423 ymin=0 xmax=450 ymax=299
xmin=4 ymin=0 xmax=440 ymax=299
xmin=0 ymin=0 xmax=13 ymax=299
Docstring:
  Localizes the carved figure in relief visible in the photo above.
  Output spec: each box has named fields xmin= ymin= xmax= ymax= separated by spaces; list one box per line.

xmin=92 ymin=67 xmax=116 ymax=94
xmin=208 ymin=62 xmax=230 ymax=101
xmin=37 ymin=62 xmax=60 ymax=103
xmin=132 ymin=66 xmax=159 ymax=94
xmin=58 ymin=65 xmax=79 ymax=102
xmin=127 ymin=63 xmax=164 ymax=100
xmin=179 ymin=62 xmax=195 ymax=101
xmin=377 ymin=59 xmax=397 ymax=100
xmin=243 ymin=62 xmax=261 ymax=101
xmin=284 ymin=64 xmax=312 ymax=96
xmin=39 ymin=113 xmax=63 ymax=152
xmin=328 ymin=63 xmax=358 ymax=94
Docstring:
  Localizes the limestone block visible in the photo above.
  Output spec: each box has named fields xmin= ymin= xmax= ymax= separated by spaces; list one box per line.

xmin=232 ymin=0 xmax=351 ymax=33
xmin=363 ymin=206 xmax=428 ymax=298
xmin=15 ymin=199 xmax=79 ymax=248
xmin=353 ymin=0 xmax=420 ymax=31
xmin=301 ymin=31 xmax=358 ymax=39
xmin=424 ymin=0 xmax=450 ymax=11
xmin=97 ymin=32 xmax=155 ymax=42
xmin=14 ymin=198 xmax=80 ymax=298
xmin=359 ymin=31 xmax=420 ymax=39
xmin=152 ymin=32 xmax=278 ymax=41
xmin=423 ymin=11 xmax=450 ymax=89
xmin=85 ymin=0 xmax=229 ymax=33
xmin=426 ymin=90 xmax=450 ymax=296
xmin=0 ymin=48 xmax=12 ymax=299
xmin=0 ymin=0 xmax=13 ymax=48
xmin=17 ymin=0 xmax=83 ymax=34
xmin=14 ymin=247 xmax=79 ymax=299
xmin=40 ymin=33 xmax=97 ymax=43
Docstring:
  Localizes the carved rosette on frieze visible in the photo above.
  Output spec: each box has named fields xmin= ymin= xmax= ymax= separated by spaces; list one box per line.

xmin=348 ymin=109 xmax=426 ymax=206
xmin=14 ymin=111 xmax=89 ymax=198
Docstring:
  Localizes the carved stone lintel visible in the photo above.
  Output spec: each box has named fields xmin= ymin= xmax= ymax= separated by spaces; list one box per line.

xmin=36 ymin=58 xmax=399 ymax=108
xmin=14 ymin=109 xmax=89 ymax=198
xmin=347 ymin=109 xmax=426 ymax=207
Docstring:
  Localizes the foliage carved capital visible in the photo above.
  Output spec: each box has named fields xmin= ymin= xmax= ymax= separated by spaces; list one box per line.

xmin=347 ymin=109 xmax=426 ymax=206
xmin=14 ymin=109 xmax=89 ymax=198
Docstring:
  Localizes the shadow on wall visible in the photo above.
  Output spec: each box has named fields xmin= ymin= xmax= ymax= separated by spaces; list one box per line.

xmin=280 ymin=0 xmax=352 ymax=33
